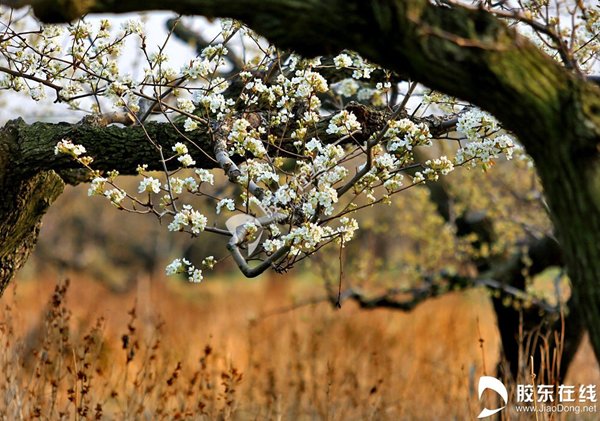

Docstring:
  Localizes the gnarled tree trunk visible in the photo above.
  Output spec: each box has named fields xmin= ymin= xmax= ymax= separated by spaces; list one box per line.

xmin=0 ymin=121 xmax=64 ymax=294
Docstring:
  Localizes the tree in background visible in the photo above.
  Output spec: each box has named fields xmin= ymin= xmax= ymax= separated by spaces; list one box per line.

xmin=0 ymin=0 xmax=598 ymax=381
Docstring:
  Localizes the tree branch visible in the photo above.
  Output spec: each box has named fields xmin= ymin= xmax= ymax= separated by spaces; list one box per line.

xmin=166 ymin=17 xmax=244 ymax=73
xmin=9 ymin=0 xmax=598 ymax=153
xmin=333 ymin=233 xmax=564 ymax=314
xmin=334 ymin=275 xmax=558 ymax=313
xmin=4 ymin=117 xmax=217 ymax=180
xmin=2 ymin=102 xmax=390 ymax=184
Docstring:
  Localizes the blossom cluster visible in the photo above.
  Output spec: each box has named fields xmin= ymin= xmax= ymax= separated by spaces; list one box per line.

xmin=54 ymin=139 xmax=86 ymax=157
xmin=240 ymin=68 xmax=327 ymax=127
xmin=385 ymin=119 xmax=432 ymax=153
xmin=454 ymin=109 xmax=518 ymax=167
xmin=40 ymin=14 xmax=538 ymax=285
xmin=172 ymin=142 xmax=196 ymax=167
xmin=415 ymin=156 xmax=455 ymax=182
xmin=168 ymin=204 xmax=208 ymax=235
xmin=326 ymin=110 xmax=362 ymax=136
xmin=456 ymin=109 xmax=499 ymax=141
xmin=228 ymin=118 xmax=267 ymax=158
xmin=455 ymin=134 xmax=518 ymax=167
xmin=165 ymin=258 xmax=204 ymax=283
xmin=263 ymin=217 xmax=359 ymax=255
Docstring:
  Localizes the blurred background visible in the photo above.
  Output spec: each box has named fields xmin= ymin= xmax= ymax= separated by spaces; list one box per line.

xmin=1 ymin=171 xmax=597 ymax=420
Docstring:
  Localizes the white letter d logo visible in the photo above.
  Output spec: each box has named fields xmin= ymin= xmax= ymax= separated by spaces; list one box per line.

xmin=477 ymin=376 xmax=508 ymax=418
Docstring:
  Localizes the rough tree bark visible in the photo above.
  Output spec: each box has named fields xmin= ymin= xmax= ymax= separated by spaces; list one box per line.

xmin=1 ymin=0 xmax=600 ymax=363
xmin=0 ymin=120 xmax=64 ymax=289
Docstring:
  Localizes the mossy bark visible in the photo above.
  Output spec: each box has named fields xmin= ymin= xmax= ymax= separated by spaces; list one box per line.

xmin=0 ymin=122 xmax=64 ymax=295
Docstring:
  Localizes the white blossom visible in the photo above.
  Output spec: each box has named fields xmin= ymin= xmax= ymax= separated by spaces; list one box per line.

xmin=172 ymin=142 xmax=188 ymax=155
xmin=165 ymin=258 xmax=185 ymax=275
xmin=182 ymin=57 xmax=212 ymax=79
xmin=216 ymin=198 xmax=236 ymax=214
xmin=333 ymin=53 xmax=353 ymax=68
xmin=332 ymin=78 xmax=360 ymax=97
xmin=88 ymin=177 xmax=107 ymax=196
xmin=456 ymin=109 xmax=499 ymax=141
xmin=121 ymin=19 xmax=144 ymax=36
xmin=104 ymin=188 xmax=126 ymax=206
xmin=291 ymin=70 xmax=328 ymax=98
xmin=188 ymin=267 xmax=203 ymax=283
xmin=178 ymin=153 xmax=196 ymax=167
xmin=138 ymin=177 xmax=161 ymax=194
xmin=202 ymin=256 xmax=216 ymax=269
xmin=326 ymin=110 xmax=361 ymax=136
xmin=168 ymin=177 xmax=185 ymax=194
xmin=426 ymin=156 xmax=455 ymax=176
xmin=413 ymin=172 xmax=425 ymax=184
xmin=386 ymin=119 xmax=432 ymax=152
xmin=168 ymin=204 xmax=207 ymax=234
xmin=195 ymin=169 xmax=214 ymax=184
xmin=337 ymin=217 xmax=359 ymax=242
xmin=305 ymin=138 xmax=322 ymax=153
xmin=184 ymin=117 xmax=199 ymax=132
xmin=177 ymin=98 xmax=196 ymax=114
xmin=263 ymin=238 xmax=285 ymax=254
xmin=228 ymin=118 xmax=267 ymax=158
xmin=183 ymin=177 xmax=199 ymax=192
xmin=55 ymin=139 xmax=86 ymax=157
xmin=383 ymin=174 xmax=404 ymax=192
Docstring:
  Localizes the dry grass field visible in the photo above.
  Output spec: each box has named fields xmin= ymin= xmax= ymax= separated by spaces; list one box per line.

xmin=1 ymin=272 xmax=598 ymax=420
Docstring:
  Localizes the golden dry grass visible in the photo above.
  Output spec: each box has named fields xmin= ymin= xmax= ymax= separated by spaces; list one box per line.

xmin=1 ymin=273 xmax=598 ymax=420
